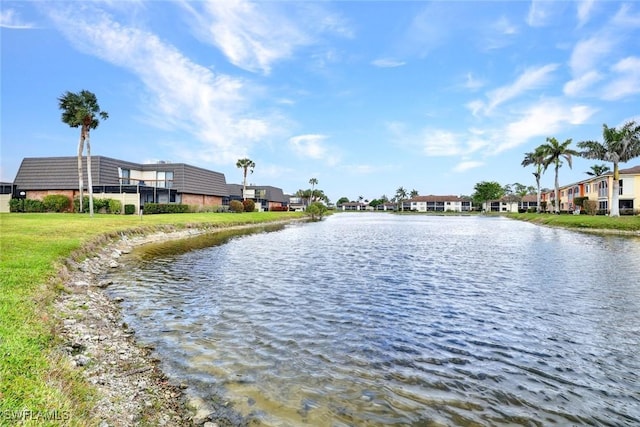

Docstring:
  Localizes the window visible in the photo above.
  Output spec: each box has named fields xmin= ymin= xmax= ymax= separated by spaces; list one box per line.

xmin=166 ymin=171 xmax=174 ymax=188
xmin=585 ymin=184 xmax=590 ymax=193
xmin=120 ymin=168 xmax=130 ymax=185
xmin=619 ymin=179 xmax=623 ymax=195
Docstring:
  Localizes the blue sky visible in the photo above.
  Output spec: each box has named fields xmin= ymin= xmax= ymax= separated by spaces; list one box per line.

xmin=2 ymin=1 xmax=639 ymax=202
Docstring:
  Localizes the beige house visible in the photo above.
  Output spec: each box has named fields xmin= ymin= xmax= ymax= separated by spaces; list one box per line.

xmin=410 ymin=195 xmax=472 ymax=212
xmin=542 ymin=164 xmax=640 ymax=214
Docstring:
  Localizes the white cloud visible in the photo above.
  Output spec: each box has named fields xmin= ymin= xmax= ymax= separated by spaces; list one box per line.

xmin=464 ymin=73 xmax=484 ymax=91
xmin=421 ymin=130 xmax=463 ymax=156
xmin=569 ymin=35 xmax=615 ymax=75
xmin=527 ymin=0 xmax=553 ymax=27
xmin=289 ymin=134 xmax=340 ymax=165
xmin=577 ymin=0 xmax=596 ymax=27
xmin=371 ymin=58 xmax=406 ymax=68
xmin=0 ymin=8 xmax=35 ymax=29
xmin=182 ymin=1 xmax=351 ymax=75
xmin=603 ymin=56 xmax=640 ymax=100
xmin=496 ymin=100 xmax=596 ymax=153
xmin=563 ymin=70 xmax=602 ymax=97
xmin=474 ymin=64 xmax=559 ymax=115
xmin=453 ymin=161 xmax=484 ymax=173
xmin=46 ymin=4 xmax=276 ymax=165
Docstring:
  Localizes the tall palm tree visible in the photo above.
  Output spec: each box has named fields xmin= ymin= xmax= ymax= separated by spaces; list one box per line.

xmin=395 ymin=186 xmax=407 ymax=212
xmin=309 ymin=177 xmax=318 ymax=205
xmin=521 ymin=145 xmax=546 ymax=212
xmin=539 ymin=137 xmax=578 ymax=214
xmin=236 ymin=158 xmax=255 ymax=200
xmin=58 ymin=90 xmax=108 ymax=216
xmin=410 ymin=189 xmax=419 ymax=199
xmin=585 ymin=163 xmax=611 ymax=177
xmin=578 ymin=121 xmax=640 ymax=217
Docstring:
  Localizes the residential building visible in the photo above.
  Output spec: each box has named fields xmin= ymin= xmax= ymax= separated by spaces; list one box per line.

xmin=541 ymin=164 xmax=640 ymax=214
xmin=0 ymin=183 xmax=13 ymax=213
xmin=225 ymin=184 xmax=288 ymax=211
xmin=409 ymin=195 xmax=472 ymax=212
xmin=12 ymin=156 xmax=228 ymax=213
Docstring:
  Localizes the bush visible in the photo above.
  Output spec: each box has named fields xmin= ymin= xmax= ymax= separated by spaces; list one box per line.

xmin=242 ymin=199 xmax=256 ymax=212
xmin=108 ymin=199 xmax=122 ymax=214
xmin=124 ymin=204 xmax=136 ymax=215
xmin=229 ymin=200 xmax=244 ymax=213
xmin=306 ymin=202 xmax=328 ymax=220
xmin=10 ymin=198 xmax=45 ymax=213
xmin=583 ymin=200 xmax=598 ymax=216
xmin=73 ymin=196 xmax=90 ymax=213
xmin=142 ymin=203 xmax=189 ymax=214
xmin=42 ymin=194 xmax=71 ymax=212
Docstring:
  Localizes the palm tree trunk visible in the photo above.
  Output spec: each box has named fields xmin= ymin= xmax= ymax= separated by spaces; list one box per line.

xmin=536 ymin=178 xmax=541 ymax=213
xmin=610 ymin=162 xmax=620 ymax=217
xmin=86 ymin=127 xmax=94 ymax=217
xmin=554 ymin=165 xmax=560 ymax=214
xmin=242 ymin=169 xmax=247 ymax=201
xmin=77 ymin=132 xmax=85 ymax=213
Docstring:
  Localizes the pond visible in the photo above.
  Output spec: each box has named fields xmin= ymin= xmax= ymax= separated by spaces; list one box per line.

xmin=106 ymin=214 xmax=640 ymax=426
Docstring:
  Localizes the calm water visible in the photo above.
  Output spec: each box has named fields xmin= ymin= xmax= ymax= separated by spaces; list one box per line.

xmin=107 ymin=214 xmax=640 ymax=426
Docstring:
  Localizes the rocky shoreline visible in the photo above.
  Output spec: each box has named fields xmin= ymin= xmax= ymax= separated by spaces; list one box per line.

xmin=54 ymin=222 xmax=301 ymax=426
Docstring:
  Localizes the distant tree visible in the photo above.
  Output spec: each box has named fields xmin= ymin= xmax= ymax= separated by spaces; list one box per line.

xmin=369 ymin=199 xmax=383 ymax=208
xmin=309 ymin=177 xmax=318 ymax=204
xmin=578 ymin=121 xmax=640 ymax=217
xmin=585 ymin=163 xmax=611 ymax=177
xmin=395 ymin=186 xmax=407 ymax=212
xmin=337 ymin=196 xmax=349 ymax=206
xmin=540 ymin=137 xmax=578 ymax=214
xmin=236 ymin=158 xmax=255 ymax=200
xmin=410 ymin=189 xmax=419 ymax=199
xmin=58 ymin=90 xmax=108 ymax=216
xmin=380 ymin=194 xmax=389 ymax=203
xmin=472 ymin=181 xmax=504 ymax=210
xmin=521 ymin=145 xmax=546 ymax=213
xmin=306 ymin=201 xmax=328 ymax=221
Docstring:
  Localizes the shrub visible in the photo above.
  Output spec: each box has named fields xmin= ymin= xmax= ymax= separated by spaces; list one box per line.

xmin=142 ymin=203 xmax=189 ymax=214
xmin=108 ymin=199 xmax=122 ymax=214
xmin=574 ymin=197 xmax=588 ymax=208
xmin=73 ymin=196 xmax=90 ymax=213
xmin=306 ymin=202 xmax=328 ymax=220
xmin=10 ymin=198 xmax=46 ymax=213
xmin=242 ymin=199 xmax=256 ymax=212
xmin=124 ymin=204 xmax=136 ymax=215
xmin=583 ymin=200 xmax=598 ymax=216
xmin=93 ymin=198 xmax=110 ymax=212
xmin=42 ymin=194 xmax=71 ymax=212
xmin=229 ymin=200 xmax=244 ymax=213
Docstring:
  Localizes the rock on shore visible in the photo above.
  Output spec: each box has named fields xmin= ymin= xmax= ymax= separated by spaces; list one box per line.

xmin=54 ymin=228 xmax=242 ymax=427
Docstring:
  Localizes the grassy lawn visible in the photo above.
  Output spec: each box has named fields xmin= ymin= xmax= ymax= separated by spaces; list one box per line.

xmin=0 ymin=211 xmax=305 ymax=426
xmin=507 ymin=212 xmax=640 ymax=232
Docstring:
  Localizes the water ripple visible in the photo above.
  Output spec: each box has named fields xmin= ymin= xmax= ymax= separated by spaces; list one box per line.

xmin=107 ymin=214 xmax=640 ymax=426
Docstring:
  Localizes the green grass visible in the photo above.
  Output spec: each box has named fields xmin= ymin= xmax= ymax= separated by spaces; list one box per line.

xmin=0 ymin=211 xmax=305 ymax=426
xmin=507 ymin=212 xmax=640 ymax=232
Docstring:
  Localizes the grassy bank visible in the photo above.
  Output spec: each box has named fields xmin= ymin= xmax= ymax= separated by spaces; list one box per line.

xmin=507 ymin=212 xmax=640 ymax=232
xmin=0 ymin=211 xmax=305 ymax=426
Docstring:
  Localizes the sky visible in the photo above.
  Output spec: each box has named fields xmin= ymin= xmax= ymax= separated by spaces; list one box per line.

xmin=1 ymin=1 xmax=639 ymax=203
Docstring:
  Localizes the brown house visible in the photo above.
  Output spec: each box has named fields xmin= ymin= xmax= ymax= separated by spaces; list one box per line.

xmin=13 ymin=156 xmax=228 ymax=212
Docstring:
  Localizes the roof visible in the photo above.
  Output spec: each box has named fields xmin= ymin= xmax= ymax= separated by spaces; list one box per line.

xmin=13 ymin=156 xmax=228 ymax=196
xmin=410 ymin=195 xmax=470 ymax=202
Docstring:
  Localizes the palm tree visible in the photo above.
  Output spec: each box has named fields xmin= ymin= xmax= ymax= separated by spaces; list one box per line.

xmin=521 ymin=145 xmax=546 ymax=212
xmin=58 ymin=90 xmax=108 ymax=216
xmin=236 ymin=158 xmax=255 ymax=200
xmin=395 ymin=186 xmax=407 ymax=211
xmin=585 ymin=163 xmax=611 ymax=177
xmin=578 ymin=121 xmax=640 ymax=217
xmin=410 ymin=189 xmax=419 ymax=199
xmin=309 ymin=177 xmax=318 ymax=205
xmin=539 ymin=137 xmax=578 ymax=214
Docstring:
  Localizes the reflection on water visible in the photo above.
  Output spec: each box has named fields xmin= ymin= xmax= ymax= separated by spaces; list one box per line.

xmin=107 ymin=214 xmax=640 ymax=426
